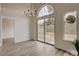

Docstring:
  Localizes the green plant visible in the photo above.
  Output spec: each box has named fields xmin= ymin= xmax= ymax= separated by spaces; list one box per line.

xmin=66 ymin=15 xmax=76 ymax=24
xmin=73 ymin=39 xmax=79 ymax=56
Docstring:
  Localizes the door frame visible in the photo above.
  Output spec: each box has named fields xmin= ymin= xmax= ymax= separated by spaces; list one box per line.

xmin=37 ymin=14 xmax=55 ymax=45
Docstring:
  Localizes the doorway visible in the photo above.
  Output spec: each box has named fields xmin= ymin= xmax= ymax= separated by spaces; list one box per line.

xmin=37 ymin=5 xmax=55 ymax=45
xmin=37 ymin=16 xmax=55 ymax=45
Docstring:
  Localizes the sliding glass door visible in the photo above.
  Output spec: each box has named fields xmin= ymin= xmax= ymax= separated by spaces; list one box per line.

xmin=45 ymin=17 xmax=54 ymax=45
xmin=37 ymin=17 xmax=55 ymax=45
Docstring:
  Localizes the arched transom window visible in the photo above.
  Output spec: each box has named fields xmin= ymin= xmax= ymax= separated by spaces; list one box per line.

xmin=38 ymin=5 xmax=54 ymax=17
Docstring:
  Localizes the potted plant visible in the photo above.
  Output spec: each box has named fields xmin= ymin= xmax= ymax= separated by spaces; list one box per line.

xmin=73 ymin=39 xmax=79 ymax=56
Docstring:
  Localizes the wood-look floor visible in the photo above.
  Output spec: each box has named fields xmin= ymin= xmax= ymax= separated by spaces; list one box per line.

xmin=0 ymin=40 xmax=73 ymax=56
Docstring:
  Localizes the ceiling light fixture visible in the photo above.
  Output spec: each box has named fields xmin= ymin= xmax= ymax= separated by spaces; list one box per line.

xmin=24 ymin=4 xmax=37 ymax=16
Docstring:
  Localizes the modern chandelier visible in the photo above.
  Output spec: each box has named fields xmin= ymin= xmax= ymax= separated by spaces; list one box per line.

xmin=24 ymin=4 xmax=37 ymax=16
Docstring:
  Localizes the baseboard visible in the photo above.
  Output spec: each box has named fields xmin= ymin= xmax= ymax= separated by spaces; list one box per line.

xmin=30 ymin=39 xmax=36 ymax=41
xmin=55 ymin=46 xmax=76 ymax=56
xmin=15 ymin=40 xmax=31 ymax=44
xmin=15 ymin=39 xmax=30 ymax=43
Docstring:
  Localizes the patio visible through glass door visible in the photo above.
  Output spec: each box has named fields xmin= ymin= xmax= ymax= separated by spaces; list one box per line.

xmin=45 ymin=17 xmax=55 ymax=45
xmin=38 ymin=19 xmax=44 ymax=42
xmin=37 ymin=17 xmax=55 ymax=45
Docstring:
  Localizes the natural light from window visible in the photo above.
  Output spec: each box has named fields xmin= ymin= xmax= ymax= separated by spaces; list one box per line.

xmin=64 ymin=11 xmax=77 ymax=42
xmin=38 ymin=5 xmax=54 ymax=17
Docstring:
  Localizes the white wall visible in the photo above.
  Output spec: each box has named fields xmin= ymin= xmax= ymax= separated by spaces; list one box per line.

xmin=30 ymin=16 xmax=37 ymax=40
xmin=1 ymin=15 xmax=30 ymax=43
xmin=14 ymin=15 xmax=30 ymax=43
xmin=1 ymin=7 xmax=31 ymax=43
xmin=0 ymin=16 xmax=2 ymax=46
xmin=0 ymin=4 xmax=2 ymax=46
xmin=1 ymin=4 xmax=32 ymax=43
xmin=2 ymin=18 xmax=14 ymax=39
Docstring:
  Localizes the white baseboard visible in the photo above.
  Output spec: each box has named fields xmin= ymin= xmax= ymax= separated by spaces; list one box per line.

xmin=55 ymin=45 xmax=77 ymax=56
xmin=15 ymin=39 xmax=30 ymax=43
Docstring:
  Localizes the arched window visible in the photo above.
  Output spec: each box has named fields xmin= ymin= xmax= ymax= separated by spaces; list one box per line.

xmin=38 ymin=5 xmax=54 ymax=17
xmin=64 ymin=11 xmax=77 ymax=41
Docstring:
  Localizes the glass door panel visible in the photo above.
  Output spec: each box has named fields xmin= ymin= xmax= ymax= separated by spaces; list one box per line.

xmin=38 ymin=19 xmax=44 ymax=42
xmin=45 ymin=17 xmax=55 ymax=45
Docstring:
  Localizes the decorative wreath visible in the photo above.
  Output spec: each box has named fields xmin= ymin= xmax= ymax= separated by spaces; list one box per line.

xmin=66 ymin=15 xmax=76 ymax=24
